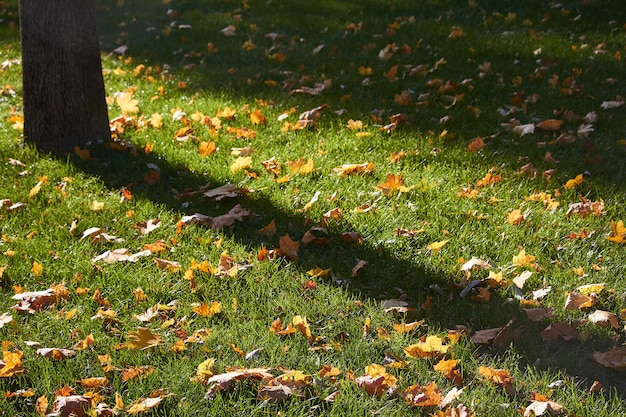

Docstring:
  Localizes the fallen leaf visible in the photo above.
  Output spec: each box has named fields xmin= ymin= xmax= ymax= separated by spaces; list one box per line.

xmin=126 ymin=327 xmax=162 ymax=350
xmin=564 ymin=292 xmax=596 ymax=310
xmin=540 ymin=322 xmax=578 ymax=341
xmin=36 ymin=348 xmax=76 ymax=360
xmin=524 ymin=399 xmax=564 ymax=416
xmin=564 ymin=174 xmax=584 ymax=190
xmin=587 ymin=310 xmax=620 ymax=329
xmin=404 ymin=335 xmax=449 ymax=358
xmin=402 ymin=381 xmax=442 ymax=407
xmin=591 ymin=348 xmax=626 ymax=371
xmin=427 ymin=240 xmax=449 ymax=252
xmin=204 ymin=368 xmax=273 ymax=399
xmin=478 ymin=366 xmax=515 ymax=396
xmin=47 ymin=395 xmax=91 ymax=417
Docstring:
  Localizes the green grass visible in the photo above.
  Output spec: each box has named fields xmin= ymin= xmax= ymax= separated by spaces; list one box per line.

xmin=1 ymin=0 xmax=626 ymax=415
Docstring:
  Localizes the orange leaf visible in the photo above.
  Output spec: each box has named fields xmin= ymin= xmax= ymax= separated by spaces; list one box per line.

xmin=249 ymin=109 xmax=266 ymax=125
xmin=402 ymin=381 xmax=442 ymax=407
xmin=278 ymin=234 xmax=299 ymax=260
xmin=192 ymin=301 xmax=222 ymax=318
xmin=467 ymin=136 xmax=485 ymax=152
xmin=477 ymin=366 xmax=515 ymax=395
xmin=199 ymin=141 xmax=217 ymax=157
xmin=122 ymin=365 xmax=155 ymax=382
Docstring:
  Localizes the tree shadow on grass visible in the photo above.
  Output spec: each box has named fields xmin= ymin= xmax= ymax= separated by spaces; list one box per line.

xmin=73 ymin=0 xmax=626 ymax=400
xmin=68 ymin=140 xmax=626 ymax=398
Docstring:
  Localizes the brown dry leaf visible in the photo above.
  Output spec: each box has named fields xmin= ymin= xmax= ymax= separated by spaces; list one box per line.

xmin=259 ymin=220 xmax=277 ymax=238
xmin=351 ymin=259 xmax=368 ymax=276
xmin=278 ymin=234 xmax=299 ymax=260
xmin=506 ymin=209 xmax=526 ymax=225
xmin=606 ymin=220 xmax=626 ymax=244
xmin=566 ymin=197 xmax=605 ymax=218
xmin=591 ymin=347 xmax=626 ymax=371
xmin=536 ymin=119 xmax=563 ymax=131
xmin=134 ymin=219 xmax=161 ymax=235
xmin=36 ymin=348 xmax=76 ymax=360
xmin=587 ymin=310 xmax=620 ymax=329
xmin=116 ymin=91 xmax=139 ymax=115
xmin=126 ymin=327 xmax=162 ymax=350
xmin=73 ymin=333 xmax=95 ymax=351
xmin=523 ymin=308 xmax=554 ymax=322
xmin=467 ymin=136 xmax=485 ymax=152
xmin=126 ymin=392 xmax=171 ymax=415
xmin=77 ymin=377 xmax=109 ymax=389
xmin=153 ymin=258 xmax=182 ymax=272
xmin=355 ymin=365 xmax=397 ymax=397
xmin=374 ymin=173 xmax=413 ymax=196
xmin=512 ymin=249 xmax=535 ymax=268
xmin=393 ymin=320 xmax=424 ymax=334
xmin=48 ymin=395 xmax=91 ymax=417
xmin=292 ymin=315 xmax=312 ymax=340
xmin=540 ymin=322 xmax=578 ymax=341
xmin=564 ymin=292 xmax=597 ymax=310
xmin=204 ymin=368 xmax=273 ymax=399
xmin=402 ymin=381 xmax=442 ymax=407
xmin=404 ymin=335 xmax=450 ymax=358
xmin=287 ymin=158 xmax=315 ymax=175
xmin=524 ymin=399 xmax=564 ymax=416
xmin=12 ymin=287 xmax=68 ymax=314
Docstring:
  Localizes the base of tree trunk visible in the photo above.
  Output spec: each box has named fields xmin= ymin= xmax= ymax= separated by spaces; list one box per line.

xmin=19 ymin=0 xmax=110 ymax=155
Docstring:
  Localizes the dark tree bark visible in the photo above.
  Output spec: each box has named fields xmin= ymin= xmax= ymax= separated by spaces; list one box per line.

xmin=19 ymin=0 xmax=110 ymax=155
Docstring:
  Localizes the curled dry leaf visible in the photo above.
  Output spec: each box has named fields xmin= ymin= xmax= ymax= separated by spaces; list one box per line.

xmin=540 ymin=322 xmax=578 ymax=342
xmin=204 ymin=368 xmax=273 ymax=400
xmin=402 ymin=381 xmax=441 ymax=407
xmin=47 ymin=395 xmax=91 ymax=417
xmin=566 ymin=198 xmax=605 ymax=218
xmin=591 ymin=348 xmax=626 ymax=371
xmin=587 ymin=310 xmax=620 ymax=329
xmin=36 ymin=348 xmax=76 ymax=360
xmin=524 ymin=399 xmax=564 ymax=416
xmin=564 ymin=292 xmax=596 ymax=310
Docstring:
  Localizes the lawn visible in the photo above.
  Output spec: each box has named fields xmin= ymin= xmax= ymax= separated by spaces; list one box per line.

xmin=1 ymin=0 xmax=625 ymax=415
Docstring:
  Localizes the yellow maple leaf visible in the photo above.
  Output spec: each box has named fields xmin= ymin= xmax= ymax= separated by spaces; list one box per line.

xmin=606 ymin=220 xmax=626 ymax=244
xmin=190 ymin=358 xmax=216 ymax=385
xmin=126 ymin=327 xmax=162 ymax=350
xmin=149 ymin=113 xmax=163 ymax=129
xmin=31 ymin=261 xmax=43 ymax=277
xmin=426 ymin=240 xmax=449 ymax=252
xmin=199 ymin=141 xmax=217 ymax=157
xmin=512 ymin=249 xmax=535 ymax=267
xmin=506 ymin=209 xmax=525 ymax=225
xmin=287 ymin=158 xmax=315 ymax=175
xmin=564 ymin=173 xmax=584 ymax=190
xmin=230 ymin=156 xmax=252 ymax=173
xmin=116 ymin=91 xmax=139 ymax=115
xmin=0 ymin=345 xmax=24 ymax=377
xmin=292 ymin=315 xmax=312 ymax=340
xmin=404 ymin=335 xmax=450 ymax=358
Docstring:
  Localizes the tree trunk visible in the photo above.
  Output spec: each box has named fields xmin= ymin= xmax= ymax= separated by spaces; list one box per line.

xmin=19 ymin=0 xmax=110 ymax=155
